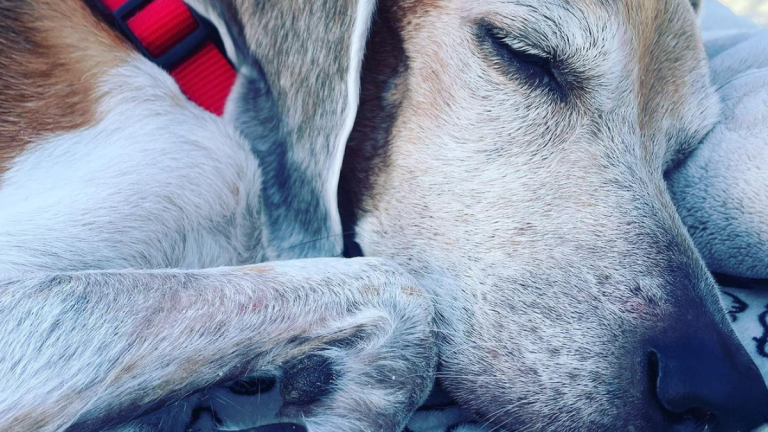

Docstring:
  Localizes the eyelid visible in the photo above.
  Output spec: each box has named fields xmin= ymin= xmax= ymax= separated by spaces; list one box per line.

xmin=478 ymin=22 xmax=567 ymax=100
xmin=479 ymin=21 xmax=555 ymax=61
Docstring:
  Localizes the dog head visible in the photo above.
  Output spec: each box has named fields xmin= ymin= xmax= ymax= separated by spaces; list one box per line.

xmin=193 ymin=0 xmax=768 ymax=430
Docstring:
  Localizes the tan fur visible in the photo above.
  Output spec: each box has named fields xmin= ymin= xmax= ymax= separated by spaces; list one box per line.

xmin=626 ymin=1 xmax=703 ymax=119
xmin=0 ymin=0 xmax=129 ymax=174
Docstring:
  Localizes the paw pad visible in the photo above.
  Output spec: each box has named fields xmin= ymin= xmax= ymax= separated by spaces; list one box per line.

xmin=280 ymin=354 xmax=337 ymax=406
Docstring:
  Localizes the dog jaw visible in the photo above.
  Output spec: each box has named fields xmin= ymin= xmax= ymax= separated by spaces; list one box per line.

xmin=342 ymin=0 xmax=735 ymax=430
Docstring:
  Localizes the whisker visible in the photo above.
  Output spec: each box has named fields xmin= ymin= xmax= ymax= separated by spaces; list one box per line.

xmin=272 ymin=231 xmax=354 ymax=254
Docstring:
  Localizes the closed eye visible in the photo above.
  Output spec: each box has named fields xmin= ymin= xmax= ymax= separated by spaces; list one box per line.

xmin=479 ymin=24 xmax=565 ymax=100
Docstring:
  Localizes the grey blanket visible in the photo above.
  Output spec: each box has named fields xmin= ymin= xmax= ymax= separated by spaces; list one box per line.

xmin=670 ymin=28 xmax=768 ymax=386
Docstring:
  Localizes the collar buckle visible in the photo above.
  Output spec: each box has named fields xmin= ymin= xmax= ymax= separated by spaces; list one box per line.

xmin=113 ymin=0 xmax=221 ymax=71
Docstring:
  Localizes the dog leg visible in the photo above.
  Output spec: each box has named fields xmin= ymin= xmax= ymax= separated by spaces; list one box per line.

xmin=0 ymin=258 xmax=436 ymax=432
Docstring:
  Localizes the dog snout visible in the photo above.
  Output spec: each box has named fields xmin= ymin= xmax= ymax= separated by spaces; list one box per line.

xmin=648 ymin=330 xmax=768 ymax=431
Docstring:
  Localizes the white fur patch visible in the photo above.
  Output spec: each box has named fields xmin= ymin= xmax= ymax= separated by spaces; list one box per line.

xmin=0 ymin=55 xmax=263 ymax=272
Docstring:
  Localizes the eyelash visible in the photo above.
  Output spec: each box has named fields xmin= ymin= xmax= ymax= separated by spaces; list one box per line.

xmin=481 ymin=26 xmax=565 ymax=100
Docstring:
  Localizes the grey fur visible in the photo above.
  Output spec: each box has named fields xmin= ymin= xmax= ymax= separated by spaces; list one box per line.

xmin=187 ymin=0 xmax=373 ymax=260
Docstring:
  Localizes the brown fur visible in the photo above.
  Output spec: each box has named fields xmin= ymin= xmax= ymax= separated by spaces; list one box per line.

xmin=0 ymin=0 xmax=130 ymax=175
xmin=340 ymin=0 xmax=406 ymax=225
xmin=625 ymin=0 xmax=701 ymax=123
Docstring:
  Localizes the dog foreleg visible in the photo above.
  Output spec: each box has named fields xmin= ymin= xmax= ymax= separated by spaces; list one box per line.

xmin=0 ymin=258 xmax=436 ymax=432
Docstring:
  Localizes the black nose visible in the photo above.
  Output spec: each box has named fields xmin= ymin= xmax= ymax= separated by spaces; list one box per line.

xmin=651 ymin=331 xmax=768 ymax=431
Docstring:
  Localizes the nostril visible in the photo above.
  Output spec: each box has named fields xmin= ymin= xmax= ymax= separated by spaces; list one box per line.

xmin=648 ymin=350 xmax=660 ymax=403
xmin=648 ymin=350 xmax=716 ymax=427
xmin=648 ymin=331 xmax=768 ymax=431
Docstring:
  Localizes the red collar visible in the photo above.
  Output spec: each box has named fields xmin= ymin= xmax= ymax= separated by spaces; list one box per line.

xmin=94 ymin=0 xmax=237 ymax=116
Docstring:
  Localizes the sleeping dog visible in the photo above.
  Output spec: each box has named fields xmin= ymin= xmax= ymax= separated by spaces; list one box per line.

xmin=1 ymin=0 xmax=767 ymax=431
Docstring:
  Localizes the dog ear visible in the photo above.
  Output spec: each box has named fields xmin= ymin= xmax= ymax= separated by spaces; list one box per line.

xmin=187 ymin=0 xmax=377 ymax=259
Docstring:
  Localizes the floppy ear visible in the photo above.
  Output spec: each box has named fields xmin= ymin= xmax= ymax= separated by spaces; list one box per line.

xmin=186 ymin=0 xmax=376 ymax=260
